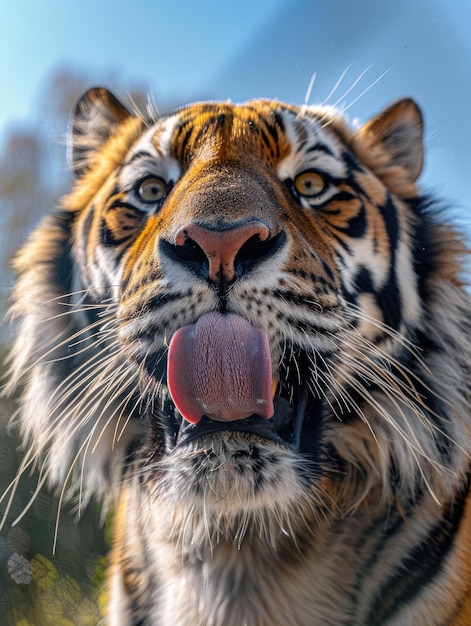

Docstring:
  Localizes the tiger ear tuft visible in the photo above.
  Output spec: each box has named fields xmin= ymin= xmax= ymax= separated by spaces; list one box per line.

xmin=356 ymin=98 xmax=424 ymax=191
xmin=69 ymin=87 xmax=131 ymax=177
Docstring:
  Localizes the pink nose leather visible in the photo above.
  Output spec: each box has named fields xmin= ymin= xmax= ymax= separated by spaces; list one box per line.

xmin=175 ymin=221 xmax=270 ymax=282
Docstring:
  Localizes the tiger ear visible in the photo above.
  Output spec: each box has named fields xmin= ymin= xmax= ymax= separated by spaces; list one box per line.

xmin=355 ymin=98 xmax=424 ymax=194
xmin=69 ymin=87 xmax=132 ymax=177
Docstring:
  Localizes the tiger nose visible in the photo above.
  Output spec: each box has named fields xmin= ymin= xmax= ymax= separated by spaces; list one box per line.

xmin=174 ymin=220 xmax=271 ymax=283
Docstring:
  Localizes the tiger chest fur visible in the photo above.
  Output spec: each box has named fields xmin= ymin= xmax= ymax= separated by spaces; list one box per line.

xmin=7 ymin=88 xmax=471 ymax=625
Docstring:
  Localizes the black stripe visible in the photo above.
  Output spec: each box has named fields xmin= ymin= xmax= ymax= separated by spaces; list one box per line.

xmin=179 ymin=127 xmax=193 ymax=159
xmin=329 ymin=229 xmax=352 ymax=254
xmin=259 ymin=127 xmax=272 ymax=150
xmin=365 ymin=477 xmax=471 ymax=625
xmin=108 ymin=200 xmax=146 ymax=215
xmin=120 ymin=268 xmax=165 ymax=298
xmin=130 ymin=291 xmax=186 ymax=314
xmin=47 ymin=211 xmax=75 ymax=286
xmin=328 ymin=202 xmax=367 ymax=238
xmin=271 ymin=287 xmax=336 ymax=311
xmin=101 ymin=227 xmax=133 ymax=247
xmin=378 ymin=195 xmax=401 ymax=331
xmin=215 ymin=113 xmax=227 ymax=129
xmin=270 ymin=109 xmax=285 ymax=133
xmin=124 ymin=150 xmax=154 ymax=167
xmin=81 ymin=204 xmax=95 ymax=265
xmin=263 ymin=119 xmax=279 ymax=145
xmin=101 ymin=215 xmax=134 ymax=247
xmin=342 ymin=150 xmax=366 ymax=175
xmin=173 ymin=117 xmax=196 ymax=160
xmin=305 ymin=142 xmax=335 ymax=156
xmin=193 ymin=118 xmax=217 ymax=147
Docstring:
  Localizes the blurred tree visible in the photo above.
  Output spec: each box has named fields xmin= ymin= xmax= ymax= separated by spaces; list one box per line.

xmin=0 ymin=130 xmax=54 ymax=315
xmin=38 ymin=67 xmax=91 ymax=121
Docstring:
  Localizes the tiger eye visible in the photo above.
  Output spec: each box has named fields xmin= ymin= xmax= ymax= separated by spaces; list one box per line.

xmin=136 ymin=176 xmax=167 ymax=203
xmin=294 ymin=170 xmax=326 ymax=197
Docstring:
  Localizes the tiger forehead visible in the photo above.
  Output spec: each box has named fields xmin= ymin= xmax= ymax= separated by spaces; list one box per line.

xmin=165 ymin=100 xmax=301 ymax=165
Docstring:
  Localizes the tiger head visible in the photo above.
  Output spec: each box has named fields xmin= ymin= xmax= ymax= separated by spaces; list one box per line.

xmin=7 ymin=88 xmax=470 ymax=556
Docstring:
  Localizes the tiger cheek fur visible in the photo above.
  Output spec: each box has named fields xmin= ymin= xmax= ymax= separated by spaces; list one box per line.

xmin=6 ymin=87 xmax=471 ymax=626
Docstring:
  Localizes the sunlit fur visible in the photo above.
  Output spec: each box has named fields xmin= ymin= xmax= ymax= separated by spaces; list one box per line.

xmin=4 ymin=86 xmax=471 ymax=625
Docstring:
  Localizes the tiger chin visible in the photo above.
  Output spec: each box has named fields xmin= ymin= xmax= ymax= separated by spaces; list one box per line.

xmin=6 ymin=85 xmax=471 ymax=625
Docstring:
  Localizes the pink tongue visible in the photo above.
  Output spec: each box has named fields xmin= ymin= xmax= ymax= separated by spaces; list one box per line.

xmin=167 ymin=312 xmax=274 ymax=424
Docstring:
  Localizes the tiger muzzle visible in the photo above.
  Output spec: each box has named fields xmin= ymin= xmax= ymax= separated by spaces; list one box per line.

xmin=174 ymin=220 xmax=270 ymax=284
xmin=161 ymin=218 xmax=284 ymax=287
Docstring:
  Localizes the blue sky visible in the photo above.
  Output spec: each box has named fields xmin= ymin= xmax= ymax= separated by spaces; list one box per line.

xmin=0 ymin=0 xmax=289 ymax=129
xmin=0 ymin=0 xmax=470 ymax=227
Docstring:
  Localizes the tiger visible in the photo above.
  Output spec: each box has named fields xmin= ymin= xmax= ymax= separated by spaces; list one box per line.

xmin=5 ymin=85 xmax=471 ymax=625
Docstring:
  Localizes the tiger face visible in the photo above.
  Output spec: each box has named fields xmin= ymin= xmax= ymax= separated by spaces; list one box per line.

xmin=8 ymin=88 xmax=471 ymax=625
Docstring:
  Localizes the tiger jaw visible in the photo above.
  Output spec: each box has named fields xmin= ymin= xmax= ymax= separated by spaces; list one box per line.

xmin=154 ymin=338 xmax=325 ymax=481
xmin=148 ymin=321 xmax=326 ymax=537
xmin=166 ymin=381 xmax=321 ymax=452
xmin=162 ymin=309 xmax=319 ymax=454
xmin=128 ymin=301 xmax=330 ymax=507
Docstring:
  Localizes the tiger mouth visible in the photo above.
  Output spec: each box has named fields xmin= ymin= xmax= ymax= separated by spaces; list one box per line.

xmin=153 ymin=310 xmax=324 ymax=456
xmin=175 ymin=396 xmax=291 ymax=447
xmin=162 ymin=372 xmax=323 ymax=459
xmin=144 ymin=313 xmax=325 ymax=459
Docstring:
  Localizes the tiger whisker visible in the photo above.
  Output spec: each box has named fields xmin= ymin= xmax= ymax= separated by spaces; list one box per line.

xmin=321 ymin=63 xmax=353 ymax=106
xmin=341 ymin=67 xmax=393 ymax=116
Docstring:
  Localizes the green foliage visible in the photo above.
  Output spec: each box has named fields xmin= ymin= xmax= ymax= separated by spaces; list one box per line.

xmin=7 ymin=553 xmax=104 ymax=626
xmin=0 ymin=390 xmax=109 ymax=626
